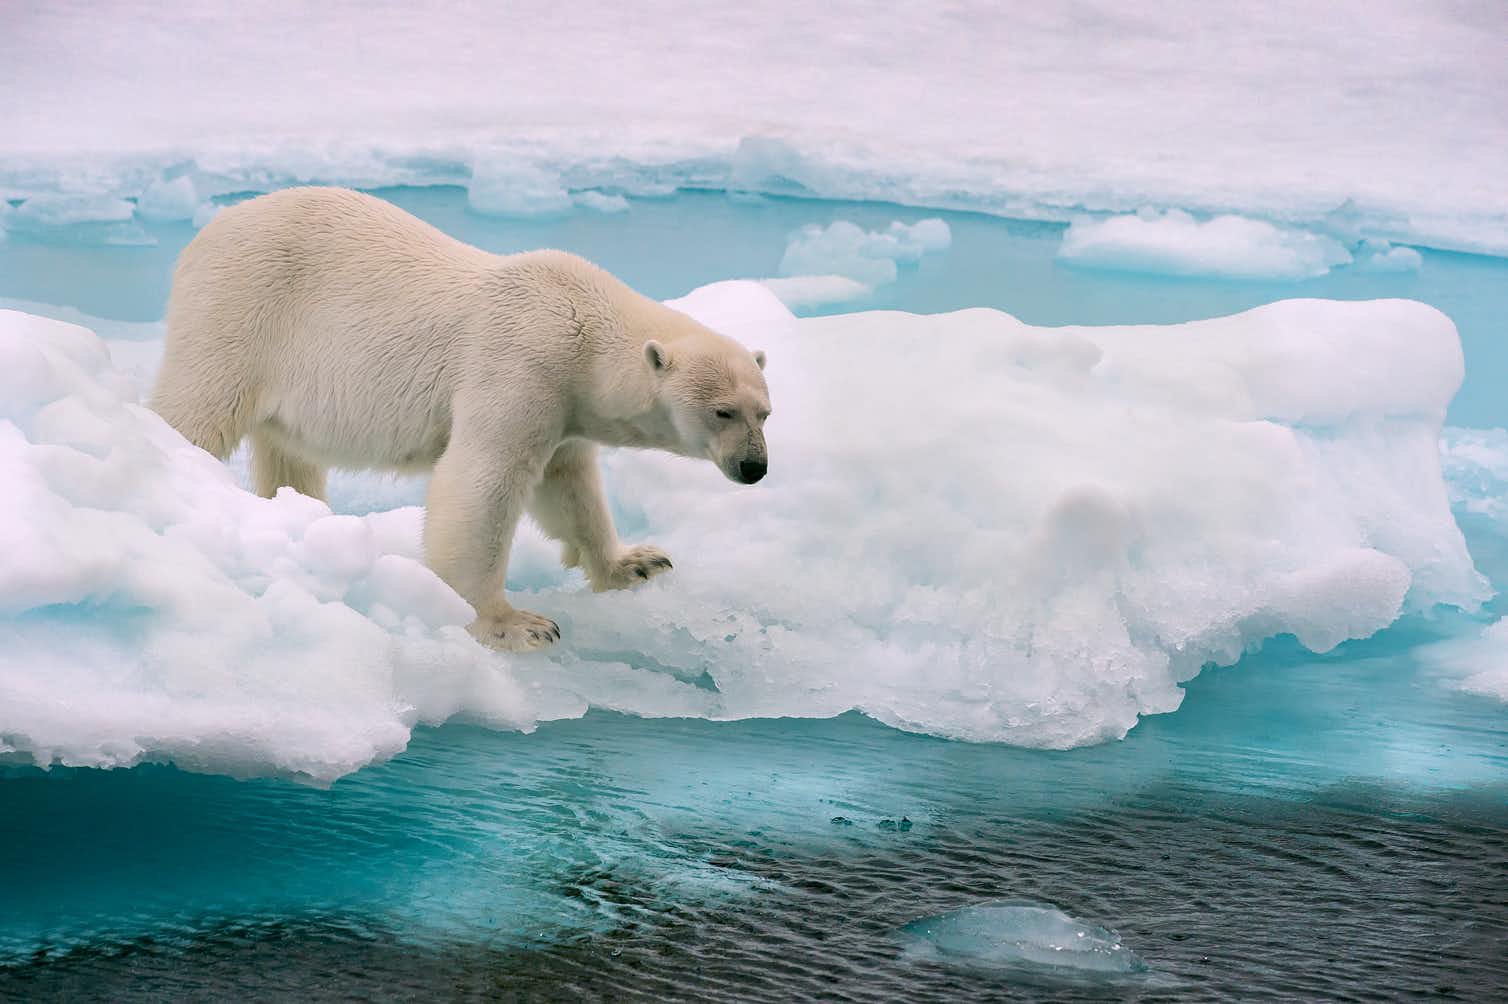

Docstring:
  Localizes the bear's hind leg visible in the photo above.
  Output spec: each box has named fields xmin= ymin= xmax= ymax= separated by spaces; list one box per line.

xmin=527 ymin=441 xmax=672 ymax=591
xmin=251 ymin=429 xmax=328 ymax=501
xmin=151 ymin=388 xmax=248 ymax=461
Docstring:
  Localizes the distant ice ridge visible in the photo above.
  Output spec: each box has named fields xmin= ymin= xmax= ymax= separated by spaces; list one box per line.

xmin=0 ymin=289 xmax=1487 ymax=781
xmin=2 ymin=2 xmax=1505 ymax=255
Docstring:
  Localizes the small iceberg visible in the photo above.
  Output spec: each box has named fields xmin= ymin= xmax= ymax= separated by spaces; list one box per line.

xmin=899 ymin=901 xmax=1147 ymax=977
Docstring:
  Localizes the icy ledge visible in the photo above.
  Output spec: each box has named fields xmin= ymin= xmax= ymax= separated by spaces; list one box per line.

xmin=0 ymin=290 xmax=1487 ymax=782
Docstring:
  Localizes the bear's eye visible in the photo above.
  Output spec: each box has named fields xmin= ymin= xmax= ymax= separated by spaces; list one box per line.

xmin=714 ymin=408 xmax=735 ymax=421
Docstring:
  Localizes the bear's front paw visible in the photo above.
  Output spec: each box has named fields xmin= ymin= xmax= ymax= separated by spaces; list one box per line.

xmin=592 ymin=545 xmax=673 ymax=592
xmin=469 ymin=609 xmax=561 ymax=651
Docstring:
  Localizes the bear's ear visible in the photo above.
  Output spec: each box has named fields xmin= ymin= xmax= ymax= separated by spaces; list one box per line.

xmin=753 ymin=349 xmax=767 ymax=370
xmin=644 ymin=340 xmax=670 ymax=372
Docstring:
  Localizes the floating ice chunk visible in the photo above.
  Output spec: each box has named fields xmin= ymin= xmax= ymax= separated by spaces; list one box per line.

xmin=573 ymin=190 xmax=630 ymax=214
xmin=191 ymin=202 xmax=221 ymax=228
xmin=0 ymin=290 xmax=1486 ymax=778
xmin=778 ymin=219 xmax=951 ymax=287
xmin=1059 ymin=209 xmax=1353 ymax=281
xmin=760 ymin=274 xmax=873 ymax=310
xmin=1441 ymin=426 xmax=1508 ymax=525
xmin=1353 ymin=239 xmax=1423 ymax=273
xmin=1418 ymin=618 xmax=1508 ymax=703
xmin=467 ymin=161 xmax=572 ymax=218
xmin=136 ymin=176 xmax=198 ymax=222
xmin=899 ymin=901 xmax=1147 ymax=976
xmin=11 ymin=194 xmax=137 ymax=228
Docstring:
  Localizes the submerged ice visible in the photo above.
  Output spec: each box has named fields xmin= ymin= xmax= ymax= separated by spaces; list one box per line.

xmin=899 ymin=901 xmax=1146 ymax=975
xmin=0 ymin=285 xmax=1487 ymax=781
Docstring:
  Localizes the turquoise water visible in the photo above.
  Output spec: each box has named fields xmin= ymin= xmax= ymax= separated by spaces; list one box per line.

xmin=2 ymin=187 xmax=1506 ymax=999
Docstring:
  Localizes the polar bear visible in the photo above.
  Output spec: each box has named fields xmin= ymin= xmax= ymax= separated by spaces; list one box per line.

xmin=151 ymin=186 xmax=771 ymax=651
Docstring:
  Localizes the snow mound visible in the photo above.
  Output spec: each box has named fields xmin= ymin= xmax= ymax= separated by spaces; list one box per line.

xmin=760 ymin=275 xmax=875 ymax=311
xmin=0 ymin=311 xmax=534 ymax=783
xmin=0 ymin=289 xmax=1487 ymax=779
xmin=1058 ymin=210 xmax=1352 ymax=281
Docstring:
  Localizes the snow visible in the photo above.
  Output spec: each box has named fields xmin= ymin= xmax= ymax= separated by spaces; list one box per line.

xmin=0 ymin=310 xmax=534 ymax=783
xmin=0 ymin=288 xmax=1487 ymax=780
xmin=2 ymin=1 xmax=1504 ymax=254
xmin=1058 ymin=210 xmax=1353 ymax=281
xmin=760 ymin=275 xmax=874 ymax=311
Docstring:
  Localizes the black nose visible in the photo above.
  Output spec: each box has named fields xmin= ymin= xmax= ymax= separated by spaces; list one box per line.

xmin=738 ymin=460 xmax=767 ymax=484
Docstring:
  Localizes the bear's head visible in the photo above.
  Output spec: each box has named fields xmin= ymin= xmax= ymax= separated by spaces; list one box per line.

xmin=643 ymin=333 xmax=771 ymax=484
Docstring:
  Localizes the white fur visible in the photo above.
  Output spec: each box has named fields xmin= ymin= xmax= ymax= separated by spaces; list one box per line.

xmin=151 ymin=187 xmax=771 ymax=650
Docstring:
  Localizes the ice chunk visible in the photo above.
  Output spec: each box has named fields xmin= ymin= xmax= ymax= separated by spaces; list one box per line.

xmin=899 ymin=901 xmax=1147 ymax=976
xmin=10 ymin=194 xmax=136 ymax=228
xmin=573 ymin=190 xmax=630 ymax=214
xmin=467 ymin=161 xmax=572 ymax=218
xmin=0 ymin=289 xmax=1485 ymax=779
xmin=778 ymin=219 xmax=952 ymax=287
xmin=1442 ymin=426 xmax=1508 ymax=525
xmin=1059 ymin=210 xmax=1353 ymax=281
xmin=135 ymin=176 xmax=198 ymax=222
xmin=1354 ymin=239 xmax=1424 ymax=273
xmin=0 ymin=311 xmax=533 ymax=783
xmin=1418 ymin=618 xmax=1508 ymax=703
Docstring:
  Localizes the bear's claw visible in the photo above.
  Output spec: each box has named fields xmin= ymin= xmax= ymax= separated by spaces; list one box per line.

xmin=593 ymin=545 xmax=673 ymax=591
xmin=469 ymin=610 xmax=561 ymax=651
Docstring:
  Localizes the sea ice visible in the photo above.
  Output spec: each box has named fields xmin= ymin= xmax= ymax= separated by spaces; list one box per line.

xmin=0 ymin=286 xmax=1486 ymax=779
xmin=778 ymin=219 xmax=951 ymax=287
xmin=5 ymin=3 xmax=1501 ymax=253
xmin=573 ymin=190 xmax=631 ymax=214
xmin=1442 ymin=426 xmax=1508 ymax=526
xmin=1418 ymin=619 xmax=1508 ymax=704
xmin=1353 ymin=239 xmax=1424 ymax=273
xmin=467 ymin=161 xmax=573 ymax=218
xmin=1057 ymin=210 xmax=1353 ymax=281
xmin=135 ymin=176 xmax=198 ymax=223
xmin=0 ymin=310 xmax=533 ymax=783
